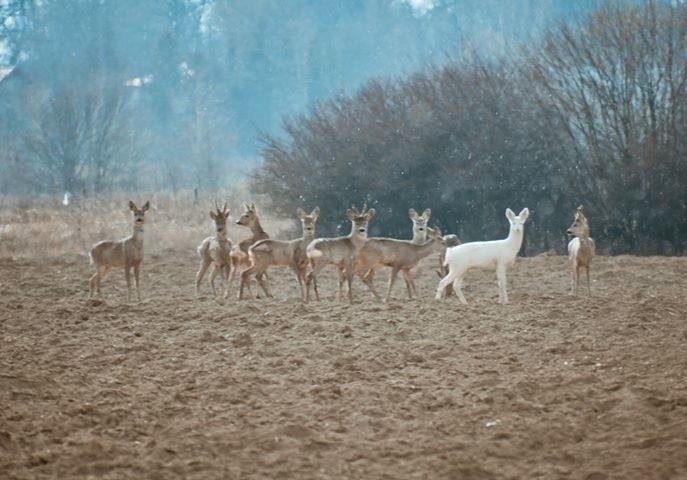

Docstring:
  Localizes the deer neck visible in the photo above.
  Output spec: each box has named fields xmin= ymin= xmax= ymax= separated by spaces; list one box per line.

xmin=302 ymin=229 xmax=315 ymax=244
xmin=505 ymin=227 xmax=524 ymax=255
xmin=132 ymin=224 xmax=144 ymax=244
xmin=250 ymin=219 xmax=267 ymax=240
xmin=411 ymin=230 xmax=427 ymax=244
xmin=414 ymin=237 xmax=440 ymax=258
xmin=349 ymin=229 xmax=368 ymax=251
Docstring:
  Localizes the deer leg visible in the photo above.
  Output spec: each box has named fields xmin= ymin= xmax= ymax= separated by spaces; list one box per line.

xmin=496 ymin=266 xmax=508 ymax=304
xmin=228 ymin=258 xmax=241 ymax=297
xmin=384 ymin=266 xmax=402 ymax=303
xmin=96 ymin=266 xmax=108 ymax=296
xmin=452 ymin=276 xmax=468 ymax=304
xmin=435 ymin=268 xmax=457 ymax=300
xmin=585 ymin=266 xmax=591 ymax=296
xmin=209 ymin=265 xmax=219 ymax=297
xmin=335 ymin=266 xmax=346 ymax=302
xmin=306 ymin=260 xmax=325 ymax=302
xmin=89 ymin=269 xmax=99 ymax=297
xmin=345 ymin=261 xmax=354 ymax=304
xmin=361 ymin=266 xmax=382 ymax=301
xmin=221 ymin=264 xmax=230 ymax=299
xmin=239 ymin=265 xmax=255 ymax=300
xmin=125 ymin=264 xmax=132 ymax=302
xmin=257 ymin=271 xmax=273 ymax=298
xmin=195 ymin=259 xmax=211 ymax=295
xmin=402 ymin=268 xmax=416 ymax=299
xmin=134 ymin=263 xmax=142 ymax=302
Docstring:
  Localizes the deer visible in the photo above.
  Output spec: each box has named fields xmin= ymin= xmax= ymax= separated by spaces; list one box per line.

xmin=305 ymin=204 xmax=376 ymax=303
xmin=436 ymin=208 xmax=530 ymax=304
xmin=566 ymin=205 xmax=595 ymax=296
xmin=228 ymin=202 xmax=270 ymax=297
xmin=239 ymin=207 xmax=320 ymax=301
xmin=354 ymin=226 xmax=448 ymax=302
xmin=351 ymin=207 xmax=433 ymax=300
xmin=409 ymin=208 xmax=432 ymax=244
xmin=436 ymin=233 xmax=461 ymax=297
xmin=195 ymin=201 xmax=233 ymax=298
xmin=89 ymin=200 xmax=150 ymax=302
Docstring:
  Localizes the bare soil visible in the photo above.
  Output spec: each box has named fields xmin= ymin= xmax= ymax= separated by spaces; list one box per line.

xmin=1 ymin=252 xmax=686 ymax=479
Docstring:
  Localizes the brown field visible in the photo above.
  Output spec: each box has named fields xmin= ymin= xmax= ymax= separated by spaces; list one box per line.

xmin=1 ymin=198 xmax=687 ymax=479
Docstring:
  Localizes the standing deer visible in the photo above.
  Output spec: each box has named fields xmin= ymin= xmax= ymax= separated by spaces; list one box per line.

xmin=436 ymin=208 xmax=529 ymax=304
xmin=228 ymin=202 xmax=270 ymax=297
xmin=409 ymin=208 xmax=432 ymax=244
xmin=567 ymin=205 xmax=595 ymax=296
xmin=436 ymin=233 xmax=461 ymax=297
xmin=89 ymin=200 xmax=150 ymax=302
xmin=355 ymin=226 xmax=447 ymax=302
xmin=195 ymin=201 xmax=233 ymax=298
xmin=239 ymin=207 xmax=320 ymax=301
xmin=353 ymin=208 xmax=432 ymax=300
xmin=305 ymin=205 xmax=376 ymax=303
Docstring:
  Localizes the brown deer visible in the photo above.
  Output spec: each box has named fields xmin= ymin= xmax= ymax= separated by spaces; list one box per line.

xmin=355 ymin=226 xmax=447 ymax=302
xmin=305 ymin=204 xmax=376 ymax=303
xmin=195 ymin=201 xmax=233 ymax=298
xmin=228 ymin=202 xmax=270 ymax=296
xmin=352 ymin=207 xmax=432 ymax=300
xmin=89 ymin=200 xmax=150 ymax=302
xmin=566 ymin=205 xmax=595 ymax=296
xmin=239 ymin=207 xmax=320 ymax=300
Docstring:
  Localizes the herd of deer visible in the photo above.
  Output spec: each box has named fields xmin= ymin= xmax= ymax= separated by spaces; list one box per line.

xmin=88 ymin=201 xmax=595 ymax=304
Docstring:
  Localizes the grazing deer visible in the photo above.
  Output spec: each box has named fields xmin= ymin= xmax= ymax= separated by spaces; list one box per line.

xmin=305 ymin=204 xmax=376 ymax=303
xmin=195 ymin=201 xmax=233 ymax=298
xmin=436 ymin=208 xmax=529 ymax=304
xmin=355 ymin=226 xmax=447 ymax=302
xmin=239 ymin=207 xmax=320 ymax=301
xmin=89 ymin=200 xmax=150 ymax=302
xmin=228 ymin=202 xmax=270 ymax=297
xmin=567 ymin=205 xmax=595 ymax=296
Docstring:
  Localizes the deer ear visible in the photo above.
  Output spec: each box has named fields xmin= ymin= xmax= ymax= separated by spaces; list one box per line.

xmin=346 ymin=209 xmax=356 ymax=221
xmin=129 ymin=200 xmax=137 ymax=211
xmin=209 ymin=210 xmax=217 ymax=219
xmin=296 ymin=207 xmax=306 ymax=219
xmin=250 ymin=202 xmax=257 ymax=212
xmin=366 ymin=208 xmax=376 ymax=219
xmin=142 ymin=201 xmax=150 ymax=212
xmin=519 ymin=208 xmax=530 ymax=221
xmin=505 ymin=208 xmax=515 ymax=221
xmin=408 ymin=208 xmax=418 ymax=220
xmin=311 ymin=206 xmax=320 ymax=219
xmin=422 ymin=208 xmax=431 ymax=220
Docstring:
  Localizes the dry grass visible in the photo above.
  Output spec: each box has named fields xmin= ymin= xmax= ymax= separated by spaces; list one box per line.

xmin=0 ymin=191 xmax=296 ymax=259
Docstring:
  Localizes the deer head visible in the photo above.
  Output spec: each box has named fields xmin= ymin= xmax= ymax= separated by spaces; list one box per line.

xmin=209 ymin=201 xmax=230 ymax=238
xmin=297 ymin=206 xmax=320 ymax=236
xmin=567 ymin=205 xmax=589 ymax=237
xmin=129 ymin=200 xmax=150 ymax=230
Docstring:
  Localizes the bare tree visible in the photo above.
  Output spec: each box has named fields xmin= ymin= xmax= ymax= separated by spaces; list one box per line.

xmin=524 ymin=0 xmax=687 ymax=252
xmin=21 ymin=83 xmax=140 ymax=195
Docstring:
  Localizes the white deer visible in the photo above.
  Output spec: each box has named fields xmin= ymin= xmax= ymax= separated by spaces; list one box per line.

xmin=436 ymin=208 xmax=529 ymax=304
xmin=89 ymin=200 xmax=150 ymax=302
xmin=239 ymin=207 xmax=320 ymax=301
xmin=566 ymin=205 xmax=595 ymax=296
xmin=355 ymin=226 xmax=447 ymax=302
xmin=305 ymin=204 xmax=376 ymax=303
xmin=195 ymin=201 xmax=233 ymax=298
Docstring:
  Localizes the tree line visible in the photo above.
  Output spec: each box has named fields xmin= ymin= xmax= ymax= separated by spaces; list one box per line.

xmin=251 ymin=1 xmax=687 ymax=255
